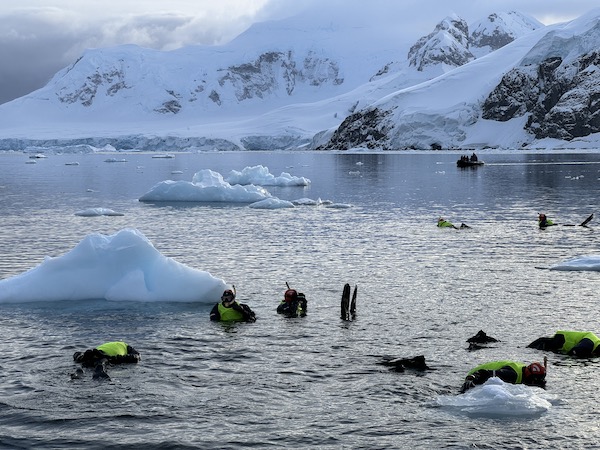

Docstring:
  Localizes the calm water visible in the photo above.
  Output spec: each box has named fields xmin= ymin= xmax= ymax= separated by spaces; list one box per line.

xmin=1 ymin=151 xmax=600 ymax=449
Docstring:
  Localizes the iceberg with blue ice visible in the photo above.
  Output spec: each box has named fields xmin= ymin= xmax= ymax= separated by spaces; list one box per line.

xmin=550 ymin=255 xmax=600 ymax=271
xmin=0 ymin=228 xmax=226 ymax=303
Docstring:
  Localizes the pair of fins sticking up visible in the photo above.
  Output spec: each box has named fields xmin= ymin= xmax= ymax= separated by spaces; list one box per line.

xmin=341 ymin=283 xmax=357 ymax=321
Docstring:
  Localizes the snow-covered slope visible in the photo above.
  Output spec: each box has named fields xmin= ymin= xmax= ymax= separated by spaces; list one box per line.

xmin=320 ymin=8 xmax=600 ymax=150
xmin=2 ymin=3 xmax=594 ymax=152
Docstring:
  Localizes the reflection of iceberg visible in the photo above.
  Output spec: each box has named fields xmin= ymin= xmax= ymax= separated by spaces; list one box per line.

xmin=139 ymin=169 xmax=271 ymax=203
xmin=436 ymin=378 xmax=553 ymax=417
xmin=550 ymin=255 xmax=600 ymax=271
xmin=0 ymin=228 xmax=226 ymax=303
xmin=225 ymin=165 xmax=310 ymax=186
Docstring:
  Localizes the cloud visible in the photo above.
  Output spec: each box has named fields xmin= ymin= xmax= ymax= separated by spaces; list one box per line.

xmin=0 ymin=1 xmax=599 ymax=105
xmin=0 ymin=4 xmax=267 ymax=104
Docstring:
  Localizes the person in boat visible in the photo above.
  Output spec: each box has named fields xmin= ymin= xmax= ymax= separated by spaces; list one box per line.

xmin=470 ymin=152 xmax=478 ymax=162
xmin=538 ymin=213 xmax=554 ymax=228
xmin=460 ymin=360 xmax=546 ymax=393
xmin=277 ymin=288 xmax=307 ymax=318
xmin=437 ymin=217 xmax=470 ymax=229
xmin=72 ymin=341 xmax=141 ymax=380
xmin=210 ymin=289 xmax=256 ymax=323
xmin=527 ymin=330 xmax=600 ymax=358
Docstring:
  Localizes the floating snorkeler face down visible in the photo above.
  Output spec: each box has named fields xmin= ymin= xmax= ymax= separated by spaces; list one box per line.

xmin=524 ymin=362 xmax=546 ymax=387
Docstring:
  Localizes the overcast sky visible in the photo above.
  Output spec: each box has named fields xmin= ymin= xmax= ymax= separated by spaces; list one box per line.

xmin=1 ymin=0 xmax=599 ymax=105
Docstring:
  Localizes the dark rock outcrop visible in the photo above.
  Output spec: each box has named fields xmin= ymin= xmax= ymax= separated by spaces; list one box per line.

xmin=317 ymin=108 xmax=392 ymax=150
xmin=483 ymin=51 xmax=600 ymax=140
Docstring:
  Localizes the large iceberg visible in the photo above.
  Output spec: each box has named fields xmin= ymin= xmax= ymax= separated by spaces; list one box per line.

xmin=0 ymin=228 xmax=226 ymax=303
xmin=139 ymin=169 xmax=272 ymax=203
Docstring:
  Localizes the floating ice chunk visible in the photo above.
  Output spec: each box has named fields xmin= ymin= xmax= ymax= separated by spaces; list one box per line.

xmin=249 ymin=198 xmax=295 ymax=209
xmin=550 ymin=255 xmax=600 ymax=271
xmin=0 ymin=228 xmax=226 ymax=303
xmin=104 ymin=158 xmax=127 ymax=163
xmin=74 ymin=208 xmax=124 ymax=217
xmin=225 ymin=165 xmax=310 ymax=186
xmin=292 ymin=197 xmax=333 ymax=206
xmin=325 ymin=203 xmax=353 ymax=209
xmin=139 ymin=169 xmax=271 ymax=203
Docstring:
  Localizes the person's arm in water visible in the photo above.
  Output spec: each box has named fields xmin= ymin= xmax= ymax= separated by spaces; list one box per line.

xmin=460 ymin=366 xmax=517 ymax=393
xmin=233 ymin=302 xmax=256 ymax=322
xmin=209 ymin=303 xmax=221 ymax=321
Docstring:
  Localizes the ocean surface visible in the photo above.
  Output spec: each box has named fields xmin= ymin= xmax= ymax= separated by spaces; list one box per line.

xmin=1 ymin=150 xmax=600 ymax=449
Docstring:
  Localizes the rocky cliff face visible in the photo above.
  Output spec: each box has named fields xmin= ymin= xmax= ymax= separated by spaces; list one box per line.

xmin=55 ymin=49 xmax=344 ymax=114
xmin=407 ymin=16 xmax=474 ymax=71
xmin=317 ymin=108 xmax=393 ymax=150
xmin=57 ymin=63 xmax=129 ymax=107
xmin=483 ymin=51 xmax=600 ymax=140
xmin=470 ymin=12 xmax=541 ymax=53
xmin=318 ymin=12 xmax=545 ymax=151
xmin=214 ymin=50 xmax=342 ymax=102
xmin=406 ymin=12 xmax=541 ymax=73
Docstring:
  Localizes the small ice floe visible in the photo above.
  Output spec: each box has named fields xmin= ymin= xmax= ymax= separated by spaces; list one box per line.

xmin=550 ymin=255 xmax=600 ymax=271
xmin=29 ymin=153 xmax=47 ymax=159
xmin=75 ymin=208 xmax=124 ymax=217
xmin=104 ymin=158 xmax=127 ymax=163
xmin=65 ymin=162 xmax=80 ymax=166
xmin=25 ymin=160 xmax=36 ymax=164
xmin=293 ymin=197 xmax=319 ymax=206
xmin=348 ymin=170 xmax=361 ymax=175
xmin=355 ymin=161 xmax=364 ymax=166
xmin=435 ymin=378 xmax=553 ymax=418
xmin=291 ymin=197 xmax=334 ymax=206
xmin=292 ymin=197 xmax=333 ymax=206
xmin=152 ymin=154 xmax=175 ymax=158
xmin=171 ymin=170 xmax=184 ymax=174
xmin=325 ymin=203 xmax=353 ymax=209
xmin=86 ymin=189 xmax=96 ymax=193
xmin=248 ymin=198 xmax=295 ymax=209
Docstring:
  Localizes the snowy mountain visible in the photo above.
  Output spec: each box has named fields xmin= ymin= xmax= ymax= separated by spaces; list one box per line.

xmin=2 ymin=4 xmax=599 ymax=151
xmin=319 ymin=8 xmax=600 ymax=150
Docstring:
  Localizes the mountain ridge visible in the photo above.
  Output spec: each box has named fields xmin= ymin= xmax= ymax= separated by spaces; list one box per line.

xmin=3 ymin=5 xmax=599 ymax=151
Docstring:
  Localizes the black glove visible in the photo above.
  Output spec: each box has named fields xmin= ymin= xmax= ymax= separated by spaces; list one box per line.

xmin=460 ymin=375 xmax=476 ymax=393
